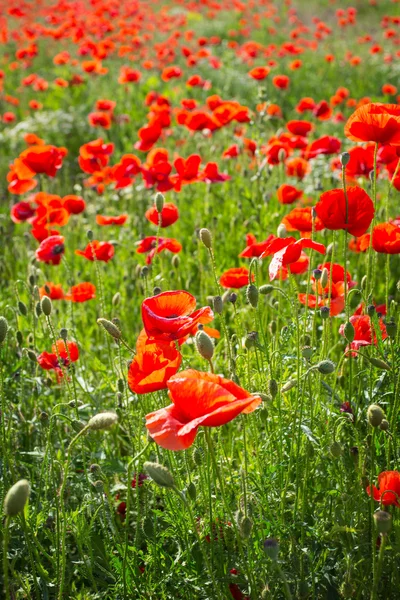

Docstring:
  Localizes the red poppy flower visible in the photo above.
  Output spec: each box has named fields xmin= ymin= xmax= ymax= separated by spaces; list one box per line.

xmin=344 ymin=103 xmax=400 ymax=145
xmin=201 ymin=162 xmax=231 ymax=183
xmin=296 ymin=97 xmax=316 ymax=113
xmin=239 ymin=234 xmax=275 ymax=258
xmin=96 ymin=214 xmax=128 ymax=226
xmin=286 ymin=120 xmax=313 ymax=136
xmin=118 ymin=66 xmax=141 ymax=84
xmin=127 ymin=329 xmax=182 ymax=394
xmin=110 ymin=154 xmax=141 ymax=188
xmin=262 ymin=237 xmax=325 ymax=281
xmin=145 ymin=370 xmax=261 ymax=451
xmin=64 ymin=282 xmax=96 ymax=302
xmin=304 ymin=135 xmax=341 ymax=159
xmin=145 ymin=203 xmax=179 ymax=228
xmin=282 ymin=207 xmax=324 ymax=236
xmin=14 ymin=145 xmax=67 ymax=179
xmin=10 ymin=201 xmax=36 ymax=223
xmin=372 ymin=223 xmax=400 ymax=254
xmin=35 ymin=235 xmax=65 ymax=265
xmin=248 ymin=66 xmax=270 ymax=80
xmin=88 ymin=111 xmax=112 ymax=129
xmin=52 ymin=340 xmax=79 ymax=363
xmin=367 ymin=471 xmax=400 ymax=507
xmin=220 ymin=267 xmax=254 ymax=289
xmin=339 ymin=314 xmax=387 ymax=354
xmin=276 ymin=184 xmax=303 ymax=205
xmin=285 ymin=157 xmax=310 ymax=179
xmin=39 ymin=283 xmax=65 ymax=300
xmin=315 ymin=186 xmax=374 ymax=237
xmin=272 ymin=75 xmax=290 ymax=90
xmin=63 ymin=195 xmax=86 ymax=215
xmin=134 ymin=123 xmax=162 ymax=152
xmin=137 ymin=233 xmax=181 ymax=262
xmin=312 ymin=101 xmax=332 ymax=120
xmin=142 ymin=291 xmax=214 ymax=342
xmin=75 ymin=241 xmax=114 ymax=263
xmin=298 ymin=263 xmax=354 ymax=316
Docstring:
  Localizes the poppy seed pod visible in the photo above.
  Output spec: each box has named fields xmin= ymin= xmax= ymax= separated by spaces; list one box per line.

xmin=259 ymin=284 xmax=274 ymax=295
xmin=199 ymin=228 xmax=212 ymax=249
xmin=246 ymin=284 xmax=259 ymax=308
xmin=41 ymin=296 xmax=52 ymax=316
xmin=97 ymin=318 xmax=122 ymax=340
xmin=4 ymin=479 xmax=31 ymax=517
xmin=367 ymin=404 xmax=385 ymax=427
xmin=0 ymin=316 xmax=9 ymax=344
xmin=195 ymin=330 xmax=214 ymax=360
xmin=367 ymin=304 xmax=375 ymax=317
xmin=144 ymin=461 xmax=175 ymax=489
xmin=213 ymin=295 xmax=223 ymax=314
xmin=374 ymin=510 xmax=392 ymax=535
xmin=340 ymin=152 xmax=351 ymax=167
xmin=18 ymin=301 xmax=28 ymax=316
xmin=155 ymin=192 xmax=165 ymax=213
xmin=320 ymin=268 xmax=329 ymax=289
xmin=343 ymin=321 xmax=355 ymax=343
xmin=317 ymin=359 xmax=335 ymax=374
xmin=153 ymin=286 xmax=162 ymax=296
xmin=88 ymin=411 xmax=118 ymax=431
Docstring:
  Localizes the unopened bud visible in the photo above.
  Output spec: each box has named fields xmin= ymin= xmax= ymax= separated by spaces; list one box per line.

xmin=320 ymin=268 xmax=329 ymax=289
xmin=330 ymin=441 xmax=343 ymax=458
xmin=16 ymin=331 xmax=23 ymax=346
xmin=199 ymin=228 xmax=212 ymax=249
xmin=155 ymin=192 xmax=165 ymax=213
xmin=41 ymin=296 xmax=52 ymax=316
xmin=239 ymin=515 xmax=253 ymax=539
xmin=171 ymin=254 xmax=180 ymax=268
xmin=141 ymin=266 xmax=149 ymax=278
xmin=268 ymin=379 xmax=278 ymax=398
xmin=144 ymin=462 xmax=175 ymax=489
xmin=18 ymin=301 xmax=27 ymax=316
xmin=35 ymin=302 xmax=42 ymax=318
xmin=142 ymin=515 xmax=155 ymax=538
xmin=112 ymin=292 xmax=121 ymax=307
xmin=192 ymin=446 xmax=204 ymax=466
xmin=281 ymin=379 xmax=296 ymax=393
xmin=88 ymin=411 xmax=118 ymax=431
xmin=97 ymin=318 xmax=122 ymax=340
xmin=259 ymin=284 xmax=273 ymax=295
xmin=367 ymin=304 xmax=375 ymax=317
xmin=246 ymin=284 xmax=259 ymax=308
xmin=153 ymin=286 xmax=162 ymax=296
xmin=186 ymin=482 xmax=197 ymax=502
xmin=213 ymin=295 xmax=223 ymax=314
xmin=317 ymin=359 xmax=335 ymax=374
xmin=195 ymin=330 xmax=214 ymax=360
xmin=380 ymin=419 xmax=389 ymax=431
xmin=369 ymin=357 xmax=391 ymax=370
xmin=87 ymin=230 xmax=93 ymax=241
xmin=313 ymin=269 xmax=322 ymax=281
xmin=0 ymin=317 xmax=9 ymax=344
xmin=343 ymin=321 xmax=355 ymax=343
xmin=4 ymin=480 xmax=31 ymax=517
xmin=229 ymin=292 xmax=237 ymax=304
xmin=374 ymin=510 xmax=392 ymax=535
xmin=302 ymin=346 xmax=313 ymax=360
xmin=263 ymin=538 xmax=279 ymax=561
xmin=277 ymin=223 xmax=287 ymax=238
xmin=367 ymin=404 xmax=384 ymax=427
xmin=340 ymin=152 xmax=350 ymax=167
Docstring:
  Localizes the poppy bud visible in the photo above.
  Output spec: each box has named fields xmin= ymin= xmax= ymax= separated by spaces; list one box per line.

xmin=89 ymin=463 xmax=101 ymax=474
xmin=88 ymin=412 xmax=118 ymax=431
xmin=256 ymin=392 xmax=270 ymax=403
xmin=282 ymin=379 xmax=296 ymax=393
xmin=349 ymin=446 xmax=359 ymax=466
xmin=71 ymin=419 xmax=86 ymax=433
xmin=268 ymin=379 xmax=278 ymax=398
xmin=340 ymin=152 xmax=351 ymax=167
xmin=320 ymin=306 xmax=330 ymax=319
xmin=317 ymin=360 xmax=335 ymax=374
xmin=330 ymin=441 xmax=343 ymax=458
xmin=35 ymin=302 xmax=42 ymax=318
xmin=343 ymin=322 xmax=355 ymax=343
xmin=87 ymin=230 xmax=93 ymax=241
xmin=213 ymin=295 xmax=223 ymax=314
xmin=229 ymin=293 xmax=237 ymax=304
xmin=199 ymin=228 xmax=212 ymax=249
xmin=0 ymin=316 xmax=9 ymax=344
xmin=186 ymin=481 xmax=197 ymax=502
xmin=263 ymin=538 xmax=279 ymax=561
xmin=144 ymin=461 xmax=175 ymax=489
xmin=155 ymin=192 xmax=165 ymax=213
xmin=221 ymin=290 xmax=231 ymax=304
xmin=153 ymin=287 xmax=162 ymax=296
xmin=141 ymin=266 xmax=149 ymax=278
xmin=93 ymin=480 xmax=104 ymax=493
xmin=195 ymin=330 xmax=214 ymax=360
xmin=171 ymin=254 xmax=180 ymax=268
xmin=245 ymin=331 xmax=258 ymax=350
xmin=313 ymin=269 xmax=322 ymax=281
xmin=320 ymin=268 xmax=329 ymax=289
xmin=142 ymin=515 xmax=155 ymax=539
xmin=302 ymin=346 xmax=313 ymax=360
xmin=326 ymin=242 xmax=337 ymax=257
xmin=374 ymin=510 xmax=392 ymax=535
xmin=386 ymin=320 xmax=397 ymax=339
xmin=367 ymin=304 xmax=375 ymax=317
xmin=269 ymin=320 xmax=277 ymax=335
xmin=379 ymin=419 xmax=389 ymax=431
xmin=367 ymin=404 xmax=384 ymax=427
xmin=239 ymin=515 xmax=253 ymax=539
xmin=29 ymin=274 xmax=36 ymax=287
xmin=18 ymin=301 xmax=28 ymax=316
xmin=27 ymin=333 xmax=34 ymax=346
xmin=192 ymin=446 xmax=204 ymax=466
xmin=117 ymin=378 xmax=124 ymax=393
xmin=277 ymin=223 xmax=287 ymax=238
xmin=4 ymin=479 xmax=31 ymax=517
xmin=369 ymin=357 xmax=391 ymax=370
xmin=16 ymin=330 xmax=23 ymax=346
xmin=97 ymin=318 xmax=122 ymax=340
xmin=246 ymin=284 xmax=259 ymax=308
xmin=39 ymin=411 xmax=49 ymax=424
xmin=112 ymin=292 xmax=121 ymax=307
xmin=26 ymin=349 xmax=37 ymax=362
xmin=361 ymin=275 xmax=367 ymax=291
xmin=259 ymin=284 xmax=274 ymax=295
xmin=41 ymin=296 xmax=52 ymax=317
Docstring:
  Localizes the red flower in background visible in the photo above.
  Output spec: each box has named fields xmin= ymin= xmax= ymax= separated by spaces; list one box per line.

xmin=261 ymin=237 xmax=326 ymax=281
xmin=14 ymin=145 xmax=67 ymax=179
xmin=35 ymin=235 xmax=65 ymax=265
xmin=239 ymin=234 xmax=274 ymax=258
xmin=282 ymin=207 xmax=324 ymax=236
xmin=145 ymin=370 xmax=261 ymax=451
xmin=276 ymin=184 xmax=303 ymax=205
xmin=220 ymin=267 xmax=254 ymax=289
xmin=367 ymin=471 xmax=400 ymax=507
xmin=142 ymin=291 xmax=213 ymax=342
xmin=345 ymin=103 xmax=400 ymax=145
xmin=11 ymin=201 xmax=36 ymax=223
xmin=145 ymin=203 xmax=179 ymax=227
xmin=39 ymin=282 xmax=65 ymax=300
xmin=127 ymin=329 xmax=182 ymax=394
xmin=96 ymin=214 xmax=128 ymax=226
xmin=372 ymin=222 xmax=400 ymax=254
xmin=339 ymin=314 xmax=387 ymax=354
xmin=315 ymin=186 xmax=374 ymax=237
xmin=136 ymin=236 xmax=181 ymax=264
xmin=75 ymin=241 xmax=114 ymax=262
xmin=64 ymin=282 xmax=96 ymax=302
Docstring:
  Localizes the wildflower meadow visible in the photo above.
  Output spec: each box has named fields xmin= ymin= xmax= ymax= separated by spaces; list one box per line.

xmin=1 ymin=0 xmax=400 ymax=598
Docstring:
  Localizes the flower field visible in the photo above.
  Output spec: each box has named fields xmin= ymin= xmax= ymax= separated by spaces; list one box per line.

xmin=1 ymin=0 xmax=400 ymax=598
